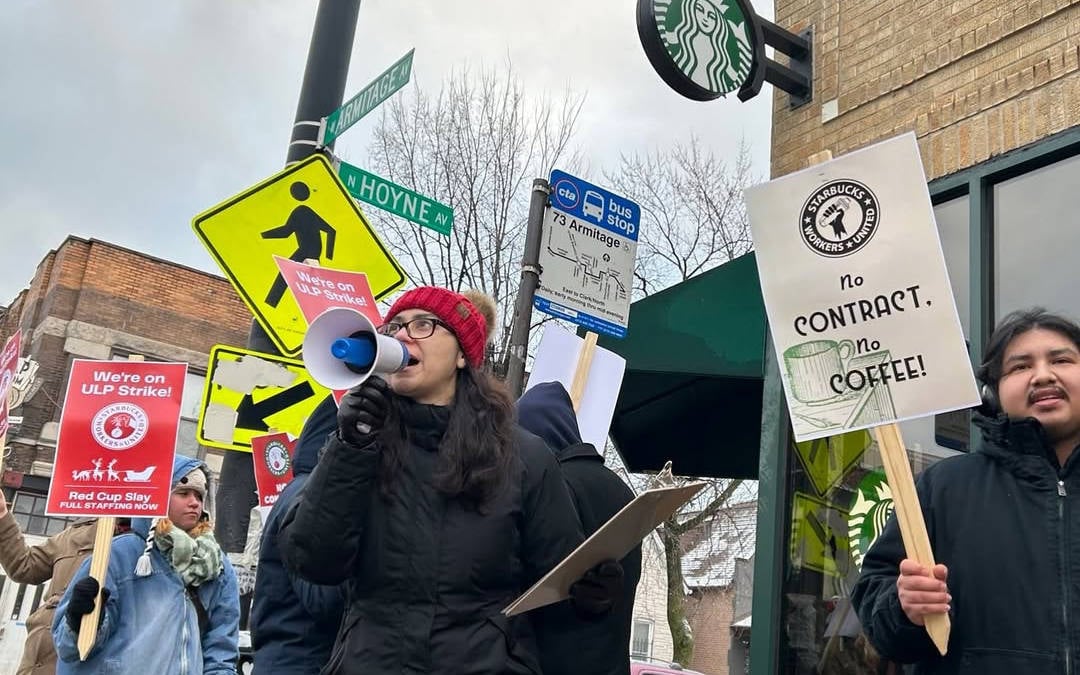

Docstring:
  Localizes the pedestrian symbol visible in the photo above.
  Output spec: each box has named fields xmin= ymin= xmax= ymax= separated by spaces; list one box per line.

xmin=262 ymin=181 xmax=338 ymax=308
xmin=193 ymin=154 xmax=405 ymax=357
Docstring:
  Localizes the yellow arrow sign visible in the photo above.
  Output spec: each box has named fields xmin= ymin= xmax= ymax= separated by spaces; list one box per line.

xmin=196 ymin=345 xmax=331 ymax=452
xmin=193 ymin=154 xmax=406 ymax=357
xmin=793 ymin=429 xmax=869 ymax=497
xmin=790 ymin=491 xmax=851 ymax=579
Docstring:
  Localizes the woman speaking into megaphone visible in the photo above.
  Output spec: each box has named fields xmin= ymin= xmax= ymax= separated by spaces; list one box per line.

xmin=279 ymin=286 xmax=622 ymax=674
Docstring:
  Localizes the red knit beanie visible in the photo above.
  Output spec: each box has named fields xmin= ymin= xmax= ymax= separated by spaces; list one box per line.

xmin=385 ymin=287 xmax=489 ymax=367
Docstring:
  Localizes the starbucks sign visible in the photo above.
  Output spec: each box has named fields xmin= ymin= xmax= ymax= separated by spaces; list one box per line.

xmin=637 ymin=0 xmax=760 ymax=100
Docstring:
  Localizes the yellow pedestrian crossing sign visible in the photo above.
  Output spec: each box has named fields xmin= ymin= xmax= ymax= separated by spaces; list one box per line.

xmin=193 ymin=154 xmax=405 ymax=357
xmin=196 ymin=345 xmax=331 ymax=452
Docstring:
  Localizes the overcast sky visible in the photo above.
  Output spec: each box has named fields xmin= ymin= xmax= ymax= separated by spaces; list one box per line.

xmin=0 ymin=0 xmax=775 ymax=304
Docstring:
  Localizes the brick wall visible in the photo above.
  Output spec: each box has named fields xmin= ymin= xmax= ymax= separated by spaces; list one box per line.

xmin=770 ymin=0 xmax=1080 ymax=178
xmin=0 ymin=236 xmax=251 ymax=472
xmin=71 ymin=241 xmax=250 ymax=355
xmin=687 ymin=587 xmax=736 ymax=675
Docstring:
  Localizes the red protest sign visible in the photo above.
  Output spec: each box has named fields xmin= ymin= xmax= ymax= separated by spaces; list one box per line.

xmin=47 ymin=360 xmax=187 ymax=518
xmin=0 ymin=331 xmax=21 ymax=438
xmin=274 ymin=256 xmax=382 ymax=327
xmin=251 ymin=432 xmax=296 ymax=507
xmin=276 ymin=256 xmax=382 ymax=403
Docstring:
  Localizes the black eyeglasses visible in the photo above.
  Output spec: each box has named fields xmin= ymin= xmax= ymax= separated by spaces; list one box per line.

xmin=376 ymin=317 xmax=452 ymax=340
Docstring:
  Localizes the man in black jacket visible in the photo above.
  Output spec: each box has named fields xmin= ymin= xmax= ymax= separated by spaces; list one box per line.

xmin=517 ymin=381 xmax=642 ymax=675
xmin=852 ymin=308 xmax=1080 ymax=673
xmin=251 ymin=394 xmax=344 ymax=674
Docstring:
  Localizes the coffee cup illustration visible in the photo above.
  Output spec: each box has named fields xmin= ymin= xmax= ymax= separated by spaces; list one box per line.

xmin=783 ymin=339 xmax=856 ymax=404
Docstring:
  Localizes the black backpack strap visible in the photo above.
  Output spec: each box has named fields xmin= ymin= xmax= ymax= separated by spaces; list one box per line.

xmin=186 ymin=586 xmax=210 ymax=638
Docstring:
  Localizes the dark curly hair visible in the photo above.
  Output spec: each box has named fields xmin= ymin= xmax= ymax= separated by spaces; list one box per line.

xmin=375 ymin=367 xmax=514 ymax=509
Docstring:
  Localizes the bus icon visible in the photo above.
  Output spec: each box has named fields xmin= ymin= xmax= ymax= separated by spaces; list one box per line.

xmin=583 ymin=191 xmax=605 ymax=222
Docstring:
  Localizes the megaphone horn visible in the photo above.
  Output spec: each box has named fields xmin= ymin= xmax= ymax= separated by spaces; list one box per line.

xmin=303 ymin=307 xmax=410 ymax=390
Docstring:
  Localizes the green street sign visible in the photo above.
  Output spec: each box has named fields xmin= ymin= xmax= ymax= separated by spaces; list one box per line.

xmin=320 ymin=49 xmax=415 ymax=146
xmin=338 ymin=162 xmax=453 ymax=236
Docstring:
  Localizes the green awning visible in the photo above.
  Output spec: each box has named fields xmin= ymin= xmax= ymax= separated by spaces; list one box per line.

xmin=595 ymin=252 xmax=767 ymax=478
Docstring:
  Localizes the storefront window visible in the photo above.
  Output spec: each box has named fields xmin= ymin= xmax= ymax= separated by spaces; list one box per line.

xmin=777 ymin=426 xmax=961 ymax=674
xmin=909 ymin=196 xmax=972 ymax=453
xmin=994 ymin=153 xmax=1080 ymax=320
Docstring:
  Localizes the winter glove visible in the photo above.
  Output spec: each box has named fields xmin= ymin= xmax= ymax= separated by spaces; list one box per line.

xmin=66 ymin=577 xmax=110 ymax=632
xmin=337 ymin=377 xmax=392 ymax=447
xmin=569 ymin=559 xmax=624 ymax=619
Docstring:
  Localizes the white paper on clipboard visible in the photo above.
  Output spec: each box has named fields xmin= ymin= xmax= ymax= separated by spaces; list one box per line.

xmin=503 ymin=480 xmax=706 ymax=616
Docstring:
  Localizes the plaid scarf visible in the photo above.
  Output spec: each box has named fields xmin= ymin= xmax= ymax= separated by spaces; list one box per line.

xmin=153 ymin=520 xmax=223 ymax=587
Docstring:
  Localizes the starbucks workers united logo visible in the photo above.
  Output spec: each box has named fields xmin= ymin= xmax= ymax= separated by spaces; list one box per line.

xmin=800 ymin=179 xmax=880 ymax=258
xmin=654 ymin=0 xmax=754 ymax=94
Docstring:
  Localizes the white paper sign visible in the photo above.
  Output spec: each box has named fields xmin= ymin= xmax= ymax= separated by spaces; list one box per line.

xmin=526 ymin=324 xmax=625 ymax=451
xmin=745 ymin=133 xmax=979 ymax=441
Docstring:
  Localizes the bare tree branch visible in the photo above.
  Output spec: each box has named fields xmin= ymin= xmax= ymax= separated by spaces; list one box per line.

xmin=360 ymin=62 xmax=584 ymax=369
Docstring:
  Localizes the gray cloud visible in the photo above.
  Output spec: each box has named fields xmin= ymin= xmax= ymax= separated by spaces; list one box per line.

xmin=0 ymin=0 xmax=774 ymax=303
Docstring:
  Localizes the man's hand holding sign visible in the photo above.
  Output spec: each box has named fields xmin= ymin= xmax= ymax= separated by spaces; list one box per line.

xmin=745 ymin=134 xmax=981 ymax=656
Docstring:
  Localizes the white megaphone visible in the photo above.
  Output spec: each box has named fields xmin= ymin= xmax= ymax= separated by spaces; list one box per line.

xmin=303 ymin=307 xmax=411 ymax=390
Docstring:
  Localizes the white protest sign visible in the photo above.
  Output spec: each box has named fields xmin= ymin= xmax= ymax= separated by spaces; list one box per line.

xmin=745 ymin=133 xmax=979 ymax=442
xmin=526 ymin=324 xmax=625 ymax=451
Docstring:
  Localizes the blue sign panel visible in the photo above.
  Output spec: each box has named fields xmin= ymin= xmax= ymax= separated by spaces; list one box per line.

xmin=536 ymin=170 xmax=642 ymax=339
xmin=548 ymin=170 xmax=641 ymax=242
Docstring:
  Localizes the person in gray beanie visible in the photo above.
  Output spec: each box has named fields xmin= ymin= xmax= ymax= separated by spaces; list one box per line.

xmin=53 ymin=454 xmax=239 ymax=675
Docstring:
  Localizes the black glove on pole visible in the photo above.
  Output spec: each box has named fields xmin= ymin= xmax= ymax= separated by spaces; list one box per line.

xmin=66 ymin=577 xmax=109 ymax=632
xmin=337 ymin=376 xmax=392 ymax=447
xmin=569 ymin=559 xmax=625 ymax=618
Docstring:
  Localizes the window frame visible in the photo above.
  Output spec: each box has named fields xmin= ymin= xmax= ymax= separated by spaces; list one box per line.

xmin=630 ymin=617 xmax=654 ymax=660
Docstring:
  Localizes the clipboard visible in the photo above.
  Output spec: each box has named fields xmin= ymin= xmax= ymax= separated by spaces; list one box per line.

xmin=503 ymin=480 xmax=706 ymax=616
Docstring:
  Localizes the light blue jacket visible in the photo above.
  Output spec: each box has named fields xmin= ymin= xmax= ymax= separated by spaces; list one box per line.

xmin=52 ymin=455 xmax=240 ymax=674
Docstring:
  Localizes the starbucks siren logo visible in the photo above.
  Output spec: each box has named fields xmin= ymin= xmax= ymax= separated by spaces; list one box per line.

xmin=264 ymin=439 xmax=292 ymax=478
xmin=800 ymin=179 xmax=880 ymax=258
xmin=848 ymin=470 xmax=893 ymax=570
xmin=653 ymin=0 xmax=754 ymax=94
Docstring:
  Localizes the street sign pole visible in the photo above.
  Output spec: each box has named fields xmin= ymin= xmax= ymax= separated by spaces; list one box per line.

xmin=218 ymin=0 xmax=361 ymax=556
xmin=504 ymin=179 xmax=550 ymax=398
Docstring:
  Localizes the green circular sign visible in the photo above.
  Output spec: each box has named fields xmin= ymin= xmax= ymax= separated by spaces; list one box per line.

xmin=637 ymin=0 xmax=759 ymax=100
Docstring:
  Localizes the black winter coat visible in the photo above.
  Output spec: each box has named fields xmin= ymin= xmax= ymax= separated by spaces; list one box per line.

xmin=852 ymin=413 xmax=1080 ymax=674
xmin=251 ymin=394 xmax=345 ymax=674
xmin=517 ymin=381 xmax=642 ymax=675
xmin=279 ymin=398 xmax=584 ymax=675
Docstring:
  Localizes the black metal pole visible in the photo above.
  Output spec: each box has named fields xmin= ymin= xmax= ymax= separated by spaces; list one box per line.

xmin=215 ymin=0 xmax=362 ymax=554
xmin=505 ymin=179 xmax=549 ymax=398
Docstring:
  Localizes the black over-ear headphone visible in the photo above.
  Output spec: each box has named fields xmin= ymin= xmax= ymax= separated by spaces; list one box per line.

xmin=979 ymin=380 xmax=1000 ymax=415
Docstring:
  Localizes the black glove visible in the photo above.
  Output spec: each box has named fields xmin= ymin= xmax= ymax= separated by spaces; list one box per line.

xmin=66 ymin=577 xmax=109 ymax=632
xmin=337 ymin=377 xmax=392 ymax=447
xmin=569 ymin=560 xmax=624 ymax=618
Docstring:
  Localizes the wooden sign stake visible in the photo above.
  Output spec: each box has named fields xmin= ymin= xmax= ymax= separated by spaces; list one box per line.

xmin=78 ymin=353 xmax=143 ymax=660
xmin=569 ymin=332 xmax=598 ymax=412
xmin=873 ymin=423 xmax=950 ymax=655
